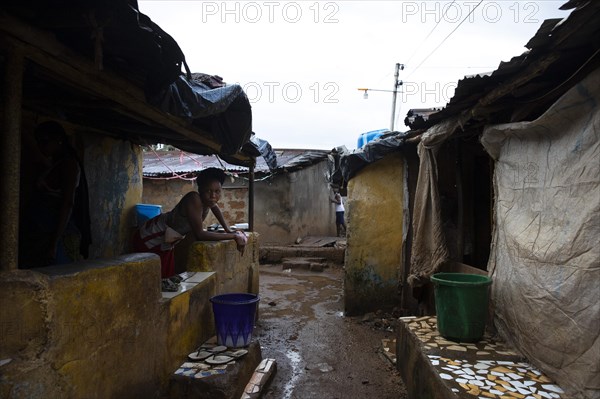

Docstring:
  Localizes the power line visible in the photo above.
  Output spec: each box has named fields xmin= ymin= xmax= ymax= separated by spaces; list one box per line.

xmin=407 ymin=0 xmax=484 ymax=79
xmin=405 ymin=0 xmax=457 ymax=67
xmin=416 ymin=66 xmax=496 ymax=69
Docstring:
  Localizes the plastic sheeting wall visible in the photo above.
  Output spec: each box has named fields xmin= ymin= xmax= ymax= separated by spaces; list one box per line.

xmin=481 ymin=68 xmax=600 ymax=399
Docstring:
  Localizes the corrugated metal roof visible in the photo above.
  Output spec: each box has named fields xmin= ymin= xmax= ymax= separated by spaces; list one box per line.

xmin=143 ymin=149 xmax=330 ymax=177
xmin=405 ymin=0 xmax=600 ymax=131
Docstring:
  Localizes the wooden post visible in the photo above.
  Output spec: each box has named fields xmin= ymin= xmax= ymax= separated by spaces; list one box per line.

xmin=248 ymin=164 xmax=255 ymax=232
xmin=0 ymin=48 xmax=24 ymax=271
xmin=455 ymin=141 xmax=464 ymax=262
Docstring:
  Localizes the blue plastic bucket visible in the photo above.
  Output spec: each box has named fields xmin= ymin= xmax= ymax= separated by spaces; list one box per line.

xmin=135 ymin=203 xmax=162 ymax=226
xmin=210 ymin=293 xmax=260 ymax=348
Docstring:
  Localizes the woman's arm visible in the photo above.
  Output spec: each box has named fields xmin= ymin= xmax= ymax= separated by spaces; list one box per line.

xmin=210 ymin=205 xmax=233 ymax=233
xmin=211 ymin=205 xmax=248 ymax=254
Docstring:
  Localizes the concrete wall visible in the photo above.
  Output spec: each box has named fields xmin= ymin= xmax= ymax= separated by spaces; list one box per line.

xmin=344 ymin=152 xmax=404 ymax=316
xmin=254 ymin=160 xmax=336 ymax=244
xmin=0 ymin=236 xmax=259 ymax=398
xmin=175 ymin=233 xmax=259 ymax=295
xmin=84 ymin=134 xmax=143 ymax=258
xmin=0 ymin=254 xmax=214 ymax=398
xmin=3 ymin=128 xmax=260 ymax=397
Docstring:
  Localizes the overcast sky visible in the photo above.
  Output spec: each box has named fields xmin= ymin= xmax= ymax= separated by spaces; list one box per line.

xmin=139 ymin=1 xmax=571 ymax=151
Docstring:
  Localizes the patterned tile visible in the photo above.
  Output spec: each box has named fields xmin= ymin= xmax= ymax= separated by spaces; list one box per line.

xmin=401 ymin=316 xmax=518 ymax=356
xmin=401 ymin=316 xmax=565 ymax=399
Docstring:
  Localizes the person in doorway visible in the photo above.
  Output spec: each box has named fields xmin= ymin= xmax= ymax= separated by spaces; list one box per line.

xmin=19 ymin=121 xmax=92 ymax=268
xmin=133 ymin=168 xmax=247 ymax=287
xmin=331 ymin=189 xmax=347 ymax=237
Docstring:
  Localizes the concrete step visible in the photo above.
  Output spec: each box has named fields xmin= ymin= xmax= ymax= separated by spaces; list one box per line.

xmin=396 ymin=316 xmax=566 ymax=399
xmin=281 ymin=257 xmax=329 ymax=272
xmin=282 ymin=256 xmax=327 ymax=264
xmin=260 ymin=246 xmax=345 ymax=265
xmin=168 ymin=341 xmax=262 ymax=399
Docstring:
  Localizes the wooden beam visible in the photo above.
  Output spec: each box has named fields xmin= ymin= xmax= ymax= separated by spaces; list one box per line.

xmin=455 ymin=140 xmax=464 ymax=262
xmin=248 ymin=165 xmax=255 ymax=232
xmin=0 ymin=46 xmax=24 ymax=271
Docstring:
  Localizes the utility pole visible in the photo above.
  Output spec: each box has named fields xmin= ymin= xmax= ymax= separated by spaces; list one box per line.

xmin=358 ymin=62 xmax=404 ymax=131
xmin=390 ymin=62 xmax=404 ymax=132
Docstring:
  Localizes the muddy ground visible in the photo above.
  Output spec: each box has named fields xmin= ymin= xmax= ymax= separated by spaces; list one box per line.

xmin=255 ymin=264 xmax=408 ymax=399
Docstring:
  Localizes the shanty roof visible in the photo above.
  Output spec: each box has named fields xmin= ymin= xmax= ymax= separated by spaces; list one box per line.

xmin=143 ymin=149 xmax=330 ymax=178
xmin=0 ymin=0 xmax=272 ymax=166
xmin=405 ymin=0 xmax=600 ymax=131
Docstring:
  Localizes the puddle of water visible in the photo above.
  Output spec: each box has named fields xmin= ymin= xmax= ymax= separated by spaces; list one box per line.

xmin=282 ymin=350 xmax=302 ymax=399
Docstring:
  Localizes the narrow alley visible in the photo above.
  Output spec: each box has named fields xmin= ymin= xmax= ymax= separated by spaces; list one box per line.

xmin=255 ymin=264 xmax=407 ymax=399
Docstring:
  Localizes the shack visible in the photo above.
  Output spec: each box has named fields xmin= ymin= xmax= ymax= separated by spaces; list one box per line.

xmin=339 ymin=1 xmax=599 ymax=397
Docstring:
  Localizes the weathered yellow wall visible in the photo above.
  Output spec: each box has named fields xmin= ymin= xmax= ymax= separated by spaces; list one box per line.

xmin=5 ymin=127 xmax=259 ymax=397
xmin=84 ymin=134 xmax=143 ymax=258
xmin=162 ymin=277 xmax=216 ymax=381
xmin=344 ymin=152 xmax=404 ymax=315
xmin=176 ymin=233 xmax=260 ymax=295
xmin=0 ymin=254 xmax=217 ymax=399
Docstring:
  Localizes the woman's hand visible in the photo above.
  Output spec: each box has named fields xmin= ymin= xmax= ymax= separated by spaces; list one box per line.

xmin=233 ymin=231 xmax=248 ymax=255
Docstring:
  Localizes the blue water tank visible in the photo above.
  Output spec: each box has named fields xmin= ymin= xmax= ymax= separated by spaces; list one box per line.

xmin=357 ymin=129 xmax=387 ymax=148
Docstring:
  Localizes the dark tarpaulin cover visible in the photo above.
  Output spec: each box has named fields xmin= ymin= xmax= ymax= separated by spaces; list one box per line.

xmin=71 ymin=1 xmax=255 ymax=158
xmin=5 ymin=0 xmax=272 ymax=165
xmin=338 ymin=132 xmax=408 ymax=181
xmin=149 ymin=76 xmax=253 ymax=155
xmin=326 ymin=146 xmax=346 ymax=189
xmin=242 ymin=134 xmax=277 ymax=171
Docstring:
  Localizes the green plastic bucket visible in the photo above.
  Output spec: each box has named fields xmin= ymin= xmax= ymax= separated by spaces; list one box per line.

xmin=431 ymin=272 xmax=492 ymax=342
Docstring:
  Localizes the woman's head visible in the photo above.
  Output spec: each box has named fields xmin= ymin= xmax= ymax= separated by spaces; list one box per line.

xmin=196 ymin=168 xmax=226 ymax=207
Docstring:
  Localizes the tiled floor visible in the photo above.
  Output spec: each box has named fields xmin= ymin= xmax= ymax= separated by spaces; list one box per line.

xmin=161 ymin=271 xmax=214 ymax=299
xmin=400 ymin=316 xmax=565 ymax=399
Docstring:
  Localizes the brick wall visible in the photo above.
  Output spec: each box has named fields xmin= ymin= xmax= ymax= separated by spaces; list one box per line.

xmin=142 ymin=177 xmax=249 ymax=227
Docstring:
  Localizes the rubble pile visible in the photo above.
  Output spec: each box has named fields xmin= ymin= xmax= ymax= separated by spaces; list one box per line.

xmin=358 ymin=308 xmax=407 ymax=332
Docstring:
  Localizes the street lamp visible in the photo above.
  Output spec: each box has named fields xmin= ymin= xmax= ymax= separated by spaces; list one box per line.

xmin=358 ymin=63 xmax=405 ymax=131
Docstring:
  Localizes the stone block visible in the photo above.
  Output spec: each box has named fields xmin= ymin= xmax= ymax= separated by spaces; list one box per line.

xmin=396 ymin=316 xmax=456 ymax=399
xmin=168 ymin=341 xmax=262 ymax=399
xmin=241 ymin=358 xmax=277 ymax=399
xmin=260 ymin=246 xmax=345 ymax=265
